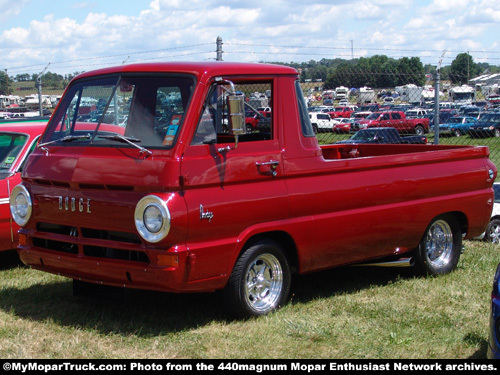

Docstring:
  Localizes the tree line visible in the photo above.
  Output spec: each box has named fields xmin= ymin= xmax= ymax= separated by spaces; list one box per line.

xmin=0 ymin=71 xmax=82 ymax=95
xmin=1 ymin=53 xmax=499 ymax=96
xmin=279 ymin=53 xmax=499 ymax=89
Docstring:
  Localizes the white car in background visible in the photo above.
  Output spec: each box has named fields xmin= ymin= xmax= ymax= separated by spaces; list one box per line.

xmin=480 ymin=182 xmax=500 ymax=244
xmin=309 ymin=112 xmax=334 ymax=133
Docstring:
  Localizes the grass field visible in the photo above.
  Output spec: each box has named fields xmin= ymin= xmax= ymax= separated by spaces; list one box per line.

xmin=0 ymin=239 xmax=498 ymax=359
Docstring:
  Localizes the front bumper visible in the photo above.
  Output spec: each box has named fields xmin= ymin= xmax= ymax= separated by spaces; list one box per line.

xmin=18 ymin=243 xmax=226 ymax=293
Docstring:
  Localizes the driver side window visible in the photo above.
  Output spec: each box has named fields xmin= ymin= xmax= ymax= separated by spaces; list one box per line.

xmin=192 ymin=81 xmax=273 ymax=145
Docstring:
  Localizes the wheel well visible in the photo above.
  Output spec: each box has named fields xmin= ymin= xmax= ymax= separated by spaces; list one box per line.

xmin=242 ymin=231 xmax=299 ymax=274
xmin=445 ymin=211 xmax=468 ymax=235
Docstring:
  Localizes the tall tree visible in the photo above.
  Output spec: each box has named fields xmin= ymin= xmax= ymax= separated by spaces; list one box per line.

xmin=0 ymin=70 xmax=8 ymax=95
xmin=449 ymin=53 xmax=482 ymax=85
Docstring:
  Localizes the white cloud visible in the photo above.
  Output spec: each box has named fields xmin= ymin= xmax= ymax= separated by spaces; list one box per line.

xmin=0 ymin=0 xmax=499 ymax=74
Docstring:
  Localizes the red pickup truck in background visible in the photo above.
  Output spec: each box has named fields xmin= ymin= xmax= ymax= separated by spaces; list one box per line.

xmin=326 ymin=105 xmax=358 ymax=119
xmin=352 ymin=110 xmax=429 ymax=135
xmin=10 ymin=62 xmax=496 ymax=318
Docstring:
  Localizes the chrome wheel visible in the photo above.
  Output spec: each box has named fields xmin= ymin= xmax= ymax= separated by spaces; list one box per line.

xmin=486 ymin=219 xmax=500 ymax=244
xmin=423 ymin=219 xmax=454 ymax=268
xmin=244 ymin=253 xmax=283 ymax=313
xmin=224 ymin=240 xmax=291 ymax=318
xmin=414 ymin=215 xmax=461 ymax=276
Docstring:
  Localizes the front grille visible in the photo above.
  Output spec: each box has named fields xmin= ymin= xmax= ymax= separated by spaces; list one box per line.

xmin=33 ymin=222 xmax=148 ymax=264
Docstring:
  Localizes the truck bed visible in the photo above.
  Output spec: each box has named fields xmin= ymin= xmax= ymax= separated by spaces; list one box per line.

xmin=320 ymin=143 xmax=487 ymax=161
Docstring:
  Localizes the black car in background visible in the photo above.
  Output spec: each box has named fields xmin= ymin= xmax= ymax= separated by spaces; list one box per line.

xmin=468 ymin=113 xmax=500 ymax=138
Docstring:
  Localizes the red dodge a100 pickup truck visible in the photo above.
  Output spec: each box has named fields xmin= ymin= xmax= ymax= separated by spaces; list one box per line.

xmin=10 ymin=62 xmax=496 ymax=317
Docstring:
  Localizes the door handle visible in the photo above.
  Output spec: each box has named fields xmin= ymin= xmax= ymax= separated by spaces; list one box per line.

xmin=256 ymin=160 xmax=280 ymax=177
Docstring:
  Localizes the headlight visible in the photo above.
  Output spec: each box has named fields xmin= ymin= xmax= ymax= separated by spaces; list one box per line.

xmin=134 ymin=195 xmax=170 ymax=243
xmin=10 ymin=185 xmax=32 ymax=226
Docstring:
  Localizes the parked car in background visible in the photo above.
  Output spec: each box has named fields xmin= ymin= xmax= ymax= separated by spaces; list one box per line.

xmin=438 ymin=116 xmax=477 ymax=137
xmin=332 ymin=118 xmax=355 ymax=134
xmin=469 ymin=112 xmax=500 ymax=138
xmin=476 ymin=182 xmax=500 ymax=244
xmin=406 ymin=108 xmax=429 ymax=119
xmin=327 ymin=106 xmax=358 ymax=119
xmin=487 ymin=261 xmax=500 ymax=359
xmin=309 ymin=112 xmax=335 ymax=133
xmin=357 ymin=111 xmax=429 ymax=135
xmin=435 ymin=109 xmax=459 ymax=125
xmin=336 ymin=127 xmax=427 ymax=145
xmin=0 ymin=119 xmax=47 ymax=253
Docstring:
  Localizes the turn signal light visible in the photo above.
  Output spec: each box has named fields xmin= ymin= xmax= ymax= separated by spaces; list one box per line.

xmin=157 ymin=254 xmax=179 ymax=267
xmin=19 ymin=233 xmax=27 ymax=246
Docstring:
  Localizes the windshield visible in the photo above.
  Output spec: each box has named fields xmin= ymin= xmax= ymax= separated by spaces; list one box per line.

xmin=351 ymin=130 xmax=377 ymax=141
xmin=41 ymin=74 xmax=195 ymax=149
xmin=366 ymin=112 xmax=381 ymax=120
xmin=480 ymin=114 xmax=500 ymax=123
xmin=0 ymin=133 xmax=27 ymax=176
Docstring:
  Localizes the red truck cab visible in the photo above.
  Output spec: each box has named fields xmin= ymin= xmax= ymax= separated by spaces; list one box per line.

xmin=10 ymin=62 xmax=496 ymax=318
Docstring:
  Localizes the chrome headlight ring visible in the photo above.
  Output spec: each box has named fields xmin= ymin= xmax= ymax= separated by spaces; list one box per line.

xmin=10 ymin=184 xmax=33 ymax=227
xmin=134 ymin=195 xmax=171 ymax=243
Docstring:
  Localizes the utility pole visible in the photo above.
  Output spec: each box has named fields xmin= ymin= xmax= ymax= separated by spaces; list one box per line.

xmin=36 ymin=63 xmax=50 ymax=117
xmin=4 ymin=69 xmax=9 ymax=96
xmin=434 ymin=50 xmax=446 ymax=145
xmin=350 ymin=40 xmax=353 ymax=60
xmin=216 ymin=36 xmax=223 ymax=61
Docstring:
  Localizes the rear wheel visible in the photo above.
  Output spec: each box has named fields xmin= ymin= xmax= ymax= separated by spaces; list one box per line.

xmin=223 ymin=240 xmax=291 ymax=318
xmin=485 ymin=218 xmax=500 ymax=244
xmin=414 ymin=214 xmax=462 ymax=276
xmin=415 ymin=125 xmax=425 ymax=135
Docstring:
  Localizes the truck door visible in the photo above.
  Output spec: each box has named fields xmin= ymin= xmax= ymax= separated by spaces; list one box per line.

xmin=179 ymin=80 xmax=289 ymax=282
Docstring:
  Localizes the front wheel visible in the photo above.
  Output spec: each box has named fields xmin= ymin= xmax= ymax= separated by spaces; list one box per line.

xmin=414 ymin=215 xmax=462 ymax=276
xmin=223 ymin=240 xmax=291 ymax=318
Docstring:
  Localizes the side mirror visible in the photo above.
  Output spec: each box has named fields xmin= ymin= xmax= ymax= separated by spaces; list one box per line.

xmin=227 ymin=94 xmax=246 ymax=136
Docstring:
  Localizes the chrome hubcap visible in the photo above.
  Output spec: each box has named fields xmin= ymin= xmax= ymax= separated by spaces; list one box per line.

xmin=245 ymin=254 xmax=283 ymax=313
xmin=489 ymin=224 xmax=500 ymax=244
xmin=424 ymin=220 xmax=453 ymax=268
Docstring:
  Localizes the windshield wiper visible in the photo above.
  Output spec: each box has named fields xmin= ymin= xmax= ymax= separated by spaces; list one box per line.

xmin=38 ymin=133 xmax=92 ymax=155
xmin=97 ymin=134 xmax=152 ymax=157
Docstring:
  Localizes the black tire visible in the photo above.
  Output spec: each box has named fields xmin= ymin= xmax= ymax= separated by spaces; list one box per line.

xmin=495 ymin=129 xmax=500 ymax=138
xmin=454 ymin=129 xmax=462 ymax=137
xmin=415 ymin=125 xmax=425 ymax=135
xmin=485 ymin=218 xmax=500 ymax=244
xmin=223 ymin=240 xmax=291 ymax=318
xmin=413 ymin=214 xmax=462 ymax=276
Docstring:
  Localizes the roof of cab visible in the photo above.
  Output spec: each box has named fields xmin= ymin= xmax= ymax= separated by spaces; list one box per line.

xmin=74 ymin=61 xmax=299 ymax=81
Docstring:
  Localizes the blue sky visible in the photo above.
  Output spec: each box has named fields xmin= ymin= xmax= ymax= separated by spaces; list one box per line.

xmin=1 ymin=0 xmax=499 ymax=76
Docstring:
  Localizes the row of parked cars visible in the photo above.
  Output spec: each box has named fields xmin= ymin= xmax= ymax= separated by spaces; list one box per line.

xmin=309 ymin=102 xmax=500 ymax=138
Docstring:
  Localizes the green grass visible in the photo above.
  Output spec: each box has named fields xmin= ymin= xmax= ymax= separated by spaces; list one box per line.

xmin=0 ymin=240 xmax=498 ymax=359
